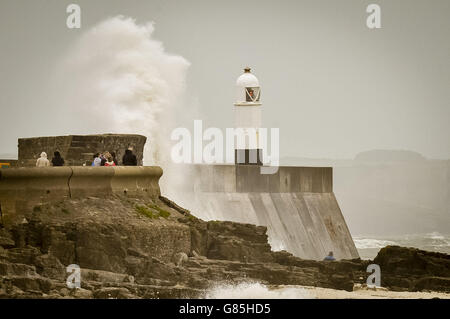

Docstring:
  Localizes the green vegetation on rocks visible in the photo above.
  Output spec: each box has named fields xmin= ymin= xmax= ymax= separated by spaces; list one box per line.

xmin=135 ymin=203 xmax=171 ymax=219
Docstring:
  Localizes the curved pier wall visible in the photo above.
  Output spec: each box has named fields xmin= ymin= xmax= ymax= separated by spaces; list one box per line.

xmin=169 ymin=164 xmax=359 ymax=261
xmin=0 ymin=166 xmax=162 ymax=225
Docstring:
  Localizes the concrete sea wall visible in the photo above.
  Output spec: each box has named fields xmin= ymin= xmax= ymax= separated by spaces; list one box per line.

xmin=0 ymin=166 xmax=162 ymax=225
xmin=170 ymin=164 xmax=359 ymax=261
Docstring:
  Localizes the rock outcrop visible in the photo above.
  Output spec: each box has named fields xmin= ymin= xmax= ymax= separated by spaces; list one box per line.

xmin=0 ymin=196 xmax=448 ymax=298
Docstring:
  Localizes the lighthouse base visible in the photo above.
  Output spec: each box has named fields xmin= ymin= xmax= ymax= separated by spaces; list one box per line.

xmin=166 ymin=164 xmax=359 ymax=261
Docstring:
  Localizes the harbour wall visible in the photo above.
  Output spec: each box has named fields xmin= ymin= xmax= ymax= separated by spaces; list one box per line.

xmin=0 ymin=166 xmax=162 ymax=225
xmin=168 ymin=164 xmax=359 ymax=260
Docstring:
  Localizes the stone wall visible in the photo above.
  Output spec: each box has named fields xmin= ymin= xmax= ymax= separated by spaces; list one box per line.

xmin=18 ymin=134 xmax=146 ymax=167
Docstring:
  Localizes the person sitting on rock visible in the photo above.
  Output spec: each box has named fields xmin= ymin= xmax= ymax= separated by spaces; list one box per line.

xmin=323 ymin=251 xmax=336 ymax=261
xmin=51 ymin=151 xmax=65 ymax=166
xmin=122 ymin=148 xmax=137 ymax=166
xmin=36 ymin=152 xmax=50 ymax=167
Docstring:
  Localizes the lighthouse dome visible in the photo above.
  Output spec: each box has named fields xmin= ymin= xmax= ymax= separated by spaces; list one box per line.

xmin=236 ymin=70 xmax=260 ymax=87
xmin=235 ymin=67 xmax=261 ymax=105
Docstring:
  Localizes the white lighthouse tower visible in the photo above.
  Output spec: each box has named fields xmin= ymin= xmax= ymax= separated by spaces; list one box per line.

xmin=234 ymin=67 xmax=263 ymax=165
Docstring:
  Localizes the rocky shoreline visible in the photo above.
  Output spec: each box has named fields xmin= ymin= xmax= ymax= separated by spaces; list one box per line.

xmin=0 ymin=195 xmax=449 ymax=298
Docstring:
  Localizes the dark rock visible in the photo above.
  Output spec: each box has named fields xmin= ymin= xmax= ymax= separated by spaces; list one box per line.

xmin=34 ymin=254 xmax=66 ymax=280
xmin=412 ymin=277 xmax=450 ymax=293
xmin=172 ymin=252 xmax=188 ymax=267
xmin=81 ymin=268 xmax=131 ymax=284
xmin=0 ymin=262 xmax=37 ymax=277
xmin=127 ymin=247 xmax=148 ymax=258
xmin=374 ymin=246 xmax=450 ymax=277
xmin=0 ymin=237 xmax=15 ymax=249
xmin=71 ymin=288 xmax=94 ymax=299
xmin=4 ymin=247 xmax=41 ymax=264
xmin=93 ymin=287 xmax=135 ymax=299
xmin=8 ymin=276 xmax=53 ymax=294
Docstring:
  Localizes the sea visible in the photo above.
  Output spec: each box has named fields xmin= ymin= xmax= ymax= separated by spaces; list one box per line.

xmin=353 ymin=231 xmax=450 ymax=260
xmin=203 ymin=232 xmax=450 ymax=299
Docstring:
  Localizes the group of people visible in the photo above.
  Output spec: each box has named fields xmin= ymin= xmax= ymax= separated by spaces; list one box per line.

xmin=91 ymin=151 xmax=118 ymax=167
xmin=90 ymin=149 xmax=137 ymax=167
xmin=35 ymin=148 xmax=138 ymax=167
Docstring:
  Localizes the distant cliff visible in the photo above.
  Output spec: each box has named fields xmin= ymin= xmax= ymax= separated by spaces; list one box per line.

xmin=354 ymin=150 xmax=426 ymax=163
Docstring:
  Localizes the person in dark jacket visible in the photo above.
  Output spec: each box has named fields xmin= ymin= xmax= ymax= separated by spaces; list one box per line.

xmin=51 ymin=151 xmax=65 ymax=166
xmin=122 ymin=148 xmax=137 ymax=166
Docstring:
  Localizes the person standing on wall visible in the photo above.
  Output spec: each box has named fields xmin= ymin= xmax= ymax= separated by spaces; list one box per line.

xmin=92 ymin=153 xmax=101 ymax=166
xmin=122 ymin=147 xmax=137 ymax=166
xmin=51 ymin=151 xmax=65 ymax=166
xmin=36 ymin=152 xmax=50 ymax=167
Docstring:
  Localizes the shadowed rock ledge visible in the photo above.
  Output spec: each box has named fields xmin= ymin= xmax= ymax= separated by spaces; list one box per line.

xmin=0 ymin=195 xmax=448 ymax=298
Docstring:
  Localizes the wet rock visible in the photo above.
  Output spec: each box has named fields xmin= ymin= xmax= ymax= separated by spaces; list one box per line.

xmin=34 ymin=254 xmax=65 ymax=280
xmin=374 ymin=246 xmax=450 ymax=277
xmin=8 ymin=276 xmax=53 ymax=294
xmin=172 ymin=252 xmax=188 ymax=267
xmin=93 ymin=287 xmax=135 ymax=299
xmin=127 ymin=247 xmax=148 ymax=258
xmin=71 ymin=288 xmax=93 ymax=299
xmin=0 ymin=261 xmax=37 ymax=277
xmin=81 ymin=269 xmax=131 ymax=284
xmin=353 ymin=283 xmax=389 ymax=291
xmin=59 ymin=287 xmax=70 ymax=296
xmin=374 ymin=246 xmax=450 ymax=292
xmin=0 ymin=237 xmax=15 ymax=249
xmin=4 ymin=247 xmax=41 ymax=265
xmin=411 ymin=277 xmax=450 ymax=293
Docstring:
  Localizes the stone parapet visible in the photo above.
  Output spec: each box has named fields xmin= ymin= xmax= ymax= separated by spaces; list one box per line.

xmin=0 ymin=166 xmax=163 ymax=226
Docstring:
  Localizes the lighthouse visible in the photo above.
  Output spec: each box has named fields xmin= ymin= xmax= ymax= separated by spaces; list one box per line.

xmin=234 ymin=67 xmax=263 ymax=165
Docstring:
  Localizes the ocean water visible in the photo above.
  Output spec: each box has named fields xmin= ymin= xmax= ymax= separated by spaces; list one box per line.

xmin=353 ymin=232 xmax=450 ymax=260
xmin=204 ymin=282 xmax=312 ymax=299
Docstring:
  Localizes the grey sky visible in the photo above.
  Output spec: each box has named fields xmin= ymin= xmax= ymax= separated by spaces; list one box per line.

xmin=1 ymin=0 xmax=449 ymax=160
